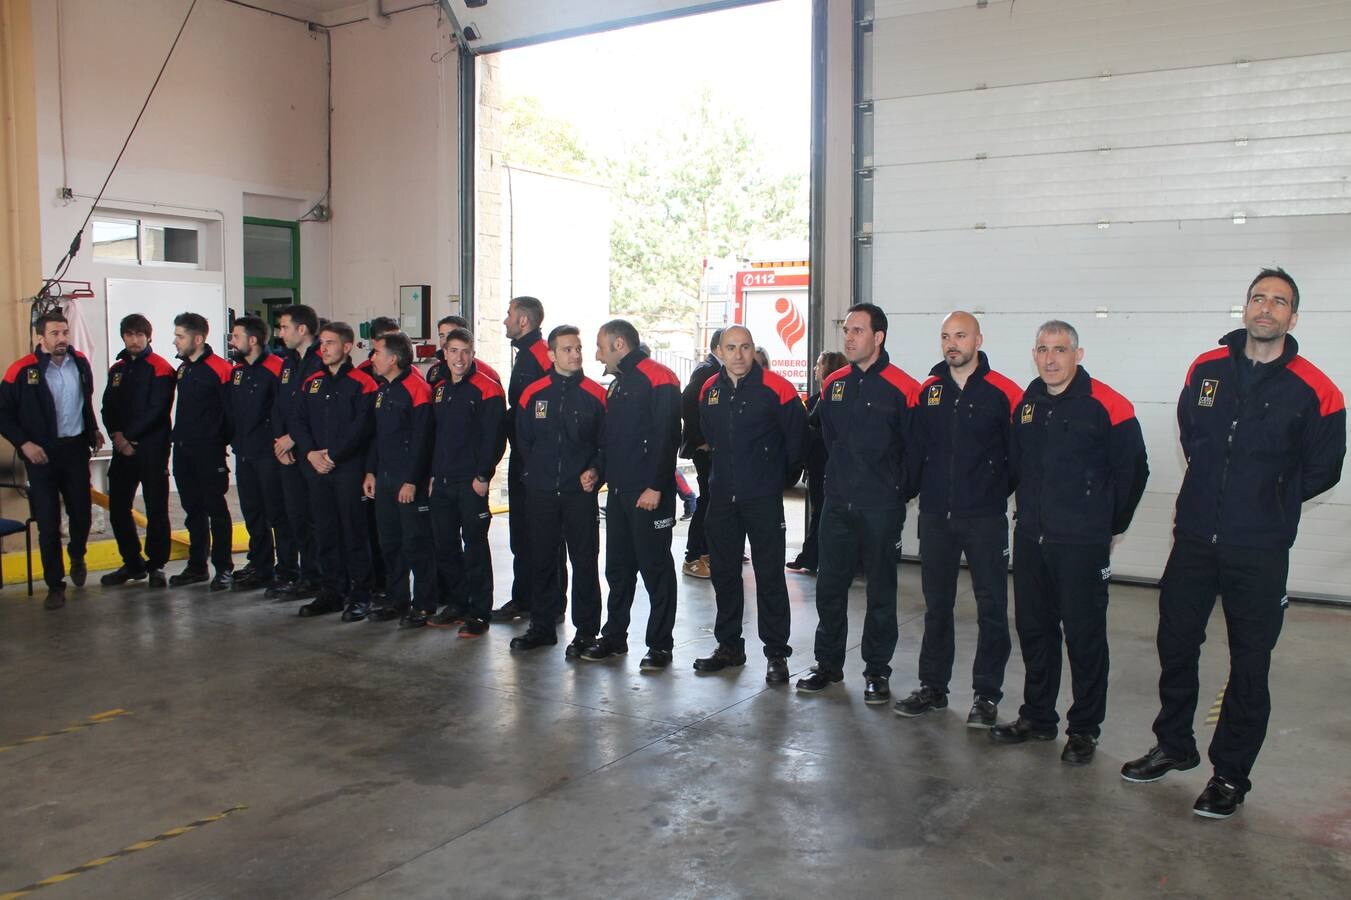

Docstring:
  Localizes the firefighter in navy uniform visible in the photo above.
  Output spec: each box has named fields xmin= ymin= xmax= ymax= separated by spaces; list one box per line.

xmin=292 ymin=322 xmax=378 ymax=618
xmin=426 ymin=327 xmax=506 ymax=636
xmin=992 ymin=320 xmax=1149 ymax=766
xmin=100 ymin=314 xmax=176 ymax=589
xmin=427 ymin=315 xmax=501 ymax=386
xmin=894 ymin=312 xmax=1023 ymax=727
xmin=508 ymin=325 xmax=608 ymax=656
xmin=1122 ymin=268 xmax=1345 ymax=819
xmin=356 ymin=316 xmax=399 ymax=602
xmin=226 ymin=316 xmax=295 ymax=593
xmin=168 ymin=313 xmax=235 ymax=592
xmin=269 ymin=304 xmax=326 ymax=600
xmin=0 ymin=312 xmax=104 ymax=609
xmin=362 ymin=331 xmax=437 ymax=627
xmin=679 ymin=328 xmax=722 ymax=579
xmin=581 ymin=319 xmax=682 ymax=671
xmin=796 ymin=304 xmax=923 ymax=703
xmin=692 ymin=325 xmax=806 ymax=684
xmin=495 ymin=295 xmax=555 ymax=622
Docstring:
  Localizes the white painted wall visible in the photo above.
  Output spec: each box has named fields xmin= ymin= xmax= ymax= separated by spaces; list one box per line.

xmin=859 ymin=0 xmax=1351 ymax=597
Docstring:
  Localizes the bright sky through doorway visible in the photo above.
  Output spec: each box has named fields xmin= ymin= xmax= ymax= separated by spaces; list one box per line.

xmin=496 ymin=0 xmax=810 ymax=175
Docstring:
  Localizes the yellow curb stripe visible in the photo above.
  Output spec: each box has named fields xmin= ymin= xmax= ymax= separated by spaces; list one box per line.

xmin=1 ymin=806 xmax=246 ymax=899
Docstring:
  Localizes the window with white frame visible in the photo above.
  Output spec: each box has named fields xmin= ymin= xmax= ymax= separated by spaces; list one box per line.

xmin=91 ymin=213 xmax=203 ymax=268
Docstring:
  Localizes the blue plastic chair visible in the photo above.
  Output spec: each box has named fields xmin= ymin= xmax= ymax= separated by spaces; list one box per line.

xmin=0 ymin=482 xmax=36 ymax=596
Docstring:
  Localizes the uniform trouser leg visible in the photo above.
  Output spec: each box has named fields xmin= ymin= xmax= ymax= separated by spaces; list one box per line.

xmin=308 ymin=468 xmax=371 ymax=601
xmin=255 ymin=455 xmax=296 ymax=581
xmin=1013 ymin=533 xmax=1062 ymax=729
xmin=708 ymin=494 xmax=792 ymax=658
xmin=365 ymin=492 xmax=386 ymax=592
xmin=684 ymin=449 xmax=712 ymax=561
xmin=797 ymin=465 xmax=825 ymax=568
xmin=27 ymin=441 xmax=91 ymax=588
xmin=430 ymin=478 xmax=494 ymax=619
xmin=306 ymin=470 xmax=344 ymax=596
xmin=107 ymin=452 xmax=147 ymax=570
xmin=430 ymin=478 xmax=467 ymax=612
xmin=376 ymin=477 xmax=436 ymax=614
xmin=857 ymin=507 xmax=902 ymax=677
xmin=236 ymin=455 xmax=275 ymax=575
xmin=1054 ymin=542 xmax=1111 ymax=737
xmin=564 ymin=492 xmax=601 ymax=636
xmin=812 ymin=500 xmax=856 ymax=674
xmin=602 ymin=489 xmax=677 ymax=650
xmin=174 ymin=445 xmax=232 ymax=573
xmin=527 ymin=490 xmax=564 ymax=633
xmin=507 ymin=454 xmax=533 ymax=609
xmin=706 ymin=493 xmax=747 ymax=653
xmin=138 ymin=452 xmax=171 ymax=570
xmin=280 ymin=462 xmax=319 ymax=583
xmin=918 ymin=513 xmax=1011 ymax=700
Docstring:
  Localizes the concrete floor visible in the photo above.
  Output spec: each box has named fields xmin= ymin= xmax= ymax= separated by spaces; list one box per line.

xmin=2 ymin=493 xmax=1349 ymax=899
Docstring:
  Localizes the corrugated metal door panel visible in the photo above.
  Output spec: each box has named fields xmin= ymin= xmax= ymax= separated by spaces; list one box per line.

xmin=872 ymin=0 xmax=1351 ymax=98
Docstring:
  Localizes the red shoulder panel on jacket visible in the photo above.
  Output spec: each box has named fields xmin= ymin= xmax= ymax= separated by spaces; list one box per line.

xmin=1089 ymin=379 xmax=1136 ymax=426
xmin=302 ymin=370 xmax=325 ymax=386
xmin=1288 ymin=356 xmax=1346 ymax=416
xmin=699 ymin=373 xmax=720 ymax=401
xmin=262 ymin=354 xmax=285 ymax=377
xmin=984 ymin=369 xmax=1024 ymax=413
xmin=476 ymin=360 xmax=502 ymax=383
xmin=471 ymin=371 xmax=506 ymax=400
xmin=348 ymin=368 xmax=380 ymax=394
xmin=636 ymin=357 xmax=680 ymax=388
xmin=404 ymin=373 xmax=433 ymax=406
xmin=1185 ymin=347 xmax=1229 ymax=386
xmin=528 ymin=340 xmax=551 ymax=372
xmin=918 ymin=374 xmax=941 ymax=393
xmin=3 ymin=354 xmax=37 ymax=384
xmin=879 ymin=364 xmax=922 ymax=407
xmin=763 ymin=370 xmax=801 ymax=405
xmin=206 ymin=355 xmax=234 ymax=383
xmin=580 ymin=377 xmax=607 ymax=407
xmin=821 ymin=365 xmax=851 ymax=397
xmin=146 ymin=353 xmax=176 ymax=377
xmin=518 ymin=374 xmax=552 ymax=407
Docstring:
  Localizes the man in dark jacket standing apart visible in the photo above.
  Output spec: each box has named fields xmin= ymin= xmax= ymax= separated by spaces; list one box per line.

xmin=100 ymin=314 xmax=175 ymax=590
xmin=582 ymin=319 xmax=682 ymax=670
xmin=679 ymin=328 xmax=721 ymax=579
xmin=0 ymin=311 xmax=104 ymax=609
xmin=1121 ymin=268 xmax=1344 ymax=819
xmin=992 ymin=320 xmax=1148 ymax=766
xmin=796 ymin=304 xmax=922 ymax=703
xmin=693 ymin=325 xmax=806 ymax=684
xmin=169 ymin=313 xmax=235 ymax=592
xmin=894 ymin=311 xmax=1023 ymax=727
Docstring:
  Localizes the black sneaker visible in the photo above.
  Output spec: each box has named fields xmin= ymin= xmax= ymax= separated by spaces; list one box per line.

xmin=265 ymin=580 xmax=300 ymax=600
xmin=298 ymin=592 xmax=344 ymax=617
xmin=966 ymin=697 xmax=998 ymax=729
xmin=1061 ymin=733 xmax=1098 ymax=766
xmin=863 ymin=674 xmax=891 ymax=705
xmin=429 ymin=606 xmax=467 ymax=628
xmin=693 ymin=644 xmax=747 ymax=673
xmin=399 ymin=610 xmax=430 ymax=629
xmin=292 ymin=580 xmax=320 ymax=600
xmin=510 ymin=630 xmax=557 ymax=651
xmin=69 ymin=559 xmax=87 ymax=587
xmin=990 ymin=717 xmax=1058 ymax=743
xmin=765 ymin=657 xmax=789 ymax=684
xmin=147 ymin=569 xmax=167 ymax=589
xmin=169 ymin=567 xmax=209 ymax=587
xmin=795 ymin=665 xmax=843 ymax=693
xmin=640 ymin=649 xmax=673 ymax=672
xmin=43 ymin=586 xmax=66 ymax=610
xmin=341 ymin=600 xmax=371 ymax=622
xmin=232 ymin=568 xmax=272 ymax=592
xmin=580 ymin=637 xmax=628 ymax=662
xmin=370 ymin=602 xmax=408 ymax=623
xmin=101 ymin=565 xmax=148 ymax=587
xmin=490 ymin=600 xmax=527 ymax=622
xmin=208 ymin=571 xmax=234 ymax=592
xmin=1193 ymin=776 xmax=1245 ymax=819
xmin=565 ymin=632 xmax=595 ymax=659
xmin=458 ymin=617 xmax=489 ymax=638
xmin=1120 ymin=745 xmax=1202 ymax=784
xmin=894 ymin=685 xmax=948 ymax=718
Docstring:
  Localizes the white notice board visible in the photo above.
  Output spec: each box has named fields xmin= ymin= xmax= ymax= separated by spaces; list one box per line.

xmin=104 ymin=278 xmax=227 ymax=365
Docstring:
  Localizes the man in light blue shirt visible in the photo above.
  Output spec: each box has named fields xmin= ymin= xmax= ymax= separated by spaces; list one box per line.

xmin=45 ymin=351 xmax=86 ymax=438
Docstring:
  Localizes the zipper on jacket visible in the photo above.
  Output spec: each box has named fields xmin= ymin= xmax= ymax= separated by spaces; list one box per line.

xmin=946 ymin=383 xmax=960 ymax=520
xmin=1212 ymin=416 xmax=1239 ymax=543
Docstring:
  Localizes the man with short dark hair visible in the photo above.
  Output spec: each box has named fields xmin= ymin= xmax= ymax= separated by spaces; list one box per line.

xmin=581 ymin=319 xmax=682 ymax=670
xmin=101 ymin=314 xmax=176 ymax=589
xmin=169 ymin=312 xmax=235 ymax=591
xmin=0 ymin=312 xmax=104 ymax=609
xmin=693 ymin=325 xmax=806 ymax=684
xmin=355 ymin=316 xmax=400 ymax=601
xmin=293 ymin=322 xmax=378 ymax=618
xmin=496 ymin=295 xmax=554 ymax=622
xmin=426 ymin=327 xmax=506 ymax=636
xmin=363 ymin=331 xmax=437 ymax=627
xmin=227 ymin=315 xmax=294 ymax=593
xmin=269 ymin=304 xmax=325 ymax=600
xmin=1122 ymin=268 xmax=1344 ymax=819
xmin=992 ymin=320 xmax=1149 ymax=766
xmin=427 ymin=316 xmax=500 ymax=385
xmin=679 ymin=328 xmax=722 ymax=578
xmin=796 ymin=303 xmax=922 ymax=702
xmin=510 ymin=324 xmax=608 ymax=655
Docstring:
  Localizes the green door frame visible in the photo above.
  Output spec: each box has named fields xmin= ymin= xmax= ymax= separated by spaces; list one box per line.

xmin=242 ymin=217 xmax=301 ymax=315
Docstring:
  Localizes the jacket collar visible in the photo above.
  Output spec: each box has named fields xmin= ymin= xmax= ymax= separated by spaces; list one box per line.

xmin=1220 ymin=327 xmax=1298 ymax=370
xmin=178 ymin=343 xmax=216 ymax=364
xmin=550 ymin=368 xmax=584 ymax=386
xmin=511 ymin=328 xmax=543 ymax=352
xmin=851 ymin=348 xmax=891 ymax=378
xmin=116 ymin=345 xmax=153 ymax=364
xmin=617 ymin=348 xmax=649 ymax=375
xmin=928 ymin=350 xmax=991 ymax=384
xmin=1026 ymin=365 xmax=1091 ymax=402
xmin=717 ymin=360 xmax=765 ymax=390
